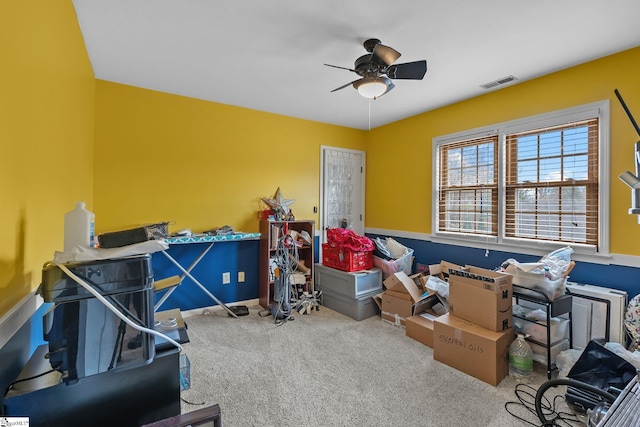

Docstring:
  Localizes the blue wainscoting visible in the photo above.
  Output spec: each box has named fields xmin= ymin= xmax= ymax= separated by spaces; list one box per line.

xmin=151 ymin=235 xmax=320 ymax=311
xmin=0 ymin=301 xmax=52 ymax=397
xmin=151 ymin=240 xmax=260 ymax=311
xmin=367 ymin=233 xmax=640 ymax=299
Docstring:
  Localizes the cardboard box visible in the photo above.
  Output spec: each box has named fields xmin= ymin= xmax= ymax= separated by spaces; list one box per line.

xmin=381 ymin=294 xmax=414 ymax=326
xmin=406 ymin=293 xmax=448 ymax=347
xmin=383 ymin=271 xmax=424 ymax=298
xmin=379 ymin=272 xmax=429 ymax=326
xmin=433 ymin=313 xmax=514 ymax=386
xmin=448 ymin=265 xmax=513 ymax=331
xmin=428 ymin=261 xmax=462 ymax=280
xmin=409 ymin=272 xmax=429 ymax=293
xmin=406 ymin=315 xmax=435 ymax=347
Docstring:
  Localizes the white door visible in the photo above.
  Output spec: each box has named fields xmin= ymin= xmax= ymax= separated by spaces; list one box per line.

xmin=320 ymin=146 xmax=365 ymax=243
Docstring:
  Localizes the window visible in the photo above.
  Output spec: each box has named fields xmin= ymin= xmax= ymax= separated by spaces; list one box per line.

xmin=433 ymin=102 xmax=609 ymax=255
xmin=438 ymin=135 xmax=498 ymax=236
xmin=504 ymin=120 xmax=598 ymax=245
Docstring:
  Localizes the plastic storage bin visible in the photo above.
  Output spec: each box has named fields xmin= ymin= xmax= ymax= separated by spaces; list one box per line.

xmin=514 ymin=316 xmax=569 ymax=344
xmin=317 ymin=287 xmax=380 ymax=321
xmin=314 ymin=264 xmax=382 ymax=299
xmin=508 ymin=268 xmax=567 ymax=300
xmin=529 ymin=339 xmax=570 ymax=365
xmin=513 ymin=305 xmax=570 ymax=344
xmin=373 ymin=250 xmax=414 ymax=279
xmin=322 ymin=244 xmax=373 ymax=272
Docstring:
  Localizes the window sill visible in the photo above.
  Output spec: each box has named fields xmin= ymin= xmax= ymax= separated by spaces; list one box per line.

xmin=428 ymin=233 xmax=612 ymax=265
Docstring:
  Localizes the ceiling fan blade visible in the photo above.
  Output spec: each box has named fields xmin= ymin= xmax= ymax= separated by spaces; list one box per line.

xmin=386 ymin=60 xmax=427 ymax=80
xmin=324 ymin=63 xmax=357 ymax=73
xmin=372 ymin=43 xmax=401 ymax=66
xmin=331 ymin=79 xmax=361 ymax=92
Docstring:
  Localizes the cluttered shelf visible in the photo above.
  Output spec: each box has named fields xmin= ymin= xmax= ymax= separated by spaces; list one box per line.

xmin=258 ymin=220 xmax=315 ymax=311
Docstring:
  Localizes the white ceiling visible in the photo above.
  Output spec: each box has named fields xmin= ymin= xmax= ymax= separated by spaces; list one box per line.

xmin=72 ymin=0 xmax=640 ymax=130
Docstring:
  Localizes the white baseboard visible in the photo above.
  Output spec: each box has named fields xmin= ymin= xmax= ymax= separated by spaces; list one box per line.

xmin=0 ymin=290 xmax=44 ymax=349
xmin=179 ymin=298 xmax=260 ymax=318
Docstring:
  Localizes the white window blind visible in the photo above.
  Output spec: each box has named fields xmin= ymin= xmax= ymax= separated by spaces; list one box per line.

xmin=437 ymin=135 xmax=498 ymax=236
xmin=504 ymin=119 xmax=599 ymax=246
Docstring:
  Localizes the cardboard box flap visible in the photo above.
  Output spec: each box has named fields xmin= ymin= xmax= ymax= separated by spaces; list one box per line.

xmin=413 ymin=292 xmax=449 ymax=317
xmin=430 ymin=260 xmax=462 ymax=273
xmin=385 ymin=289 xmax=413 ymax=301
xmin=372 ymin=292 xmax=385 ymax=311
xmin=435 ymin=313 xmax=511 ymax=341
xmin=409 ymin=272 xmax=430 ymax=293
xmin=505 ymin=261 xmax=544 ymax=272
xmin=383 ymin=272 xmax=424 ymax=302
xmin=447 ymin=265 xmax=512 ymax=292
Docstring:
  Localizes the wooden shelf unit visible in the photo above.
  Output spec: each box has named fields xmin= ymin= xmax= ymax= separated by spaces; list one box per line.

xmin=258 ymin=220 xmax=315 ymax=309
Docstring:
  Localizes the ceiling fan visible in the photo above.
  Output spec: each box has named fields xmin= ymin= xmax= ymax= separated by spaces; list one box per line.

xmin=325 ymin=38 xmax=427 ymax=100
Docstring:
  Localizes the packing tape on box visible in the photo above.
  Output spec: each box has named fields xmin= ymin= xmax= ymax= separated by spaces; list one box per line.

xmin=381 ymin=310 xmax=406 ymax=327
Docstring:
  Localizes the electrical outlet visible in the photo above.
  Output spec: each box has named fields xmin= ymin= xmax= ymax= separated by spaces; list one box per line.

xmin=222 ymin=272 xmax=231 ymax=284
xmin=238 ymin=271 xmax=245 ymax=282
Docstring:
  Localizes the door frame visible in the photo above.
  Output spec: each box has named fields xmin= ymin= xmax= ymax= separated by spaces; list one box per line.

xmin=319 ymin=145 xmax=366 ymax=245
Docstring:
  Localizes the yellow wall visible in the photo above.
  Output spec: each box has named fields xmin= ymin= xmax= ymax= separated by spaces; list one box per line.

xmin=0 ymin=1 xmax=95 ymax=317
xmin=366 ymin=46 xmax=640 ymax=255
xmin=93 ymin=82 xmax=366 ymax=234
xmin=1 ymin=2 xmax=638 ymax=321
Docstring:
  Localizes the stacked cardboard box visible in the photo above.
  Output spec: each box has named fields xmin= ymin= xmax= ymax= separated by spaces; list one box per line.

xmin=448 ymin=265 xmax=513 ymax=331
xmin=374 ymin=271 xmax=429 ymax=326
xmin=432 ymin=313 xmax=514 ymax=386
xmin=406 ymin=292 xmax=448 ymax=347
xmin=380 ymin=262 xmax=515 ymax=385
xmin=400 ymin=262 xmax=454 ymax=345
xmin=432 ymin=264 xmax=515 ymax=386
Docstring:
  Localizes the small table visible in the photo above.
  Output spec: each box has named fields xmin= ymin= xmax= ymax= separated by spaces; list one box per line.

xmin=157 ymin=233 xmax=260 ymax=317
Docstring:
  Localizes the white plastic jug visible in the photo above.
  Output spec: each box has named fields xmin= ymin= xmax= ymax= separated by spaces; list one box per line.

xmin=64 ymin=202 xmax=95 ymax=252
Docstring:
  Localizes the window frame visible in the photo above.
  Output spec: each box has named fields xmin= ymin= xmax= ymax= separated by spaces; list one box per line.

xmin=431 ymin=101 xmax=610 ymax=258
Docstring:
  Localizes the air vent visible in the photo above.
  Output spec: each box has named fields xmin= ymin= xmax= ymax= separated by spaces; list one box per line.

xmin=480 ymin=75 xmax=517 ymax=89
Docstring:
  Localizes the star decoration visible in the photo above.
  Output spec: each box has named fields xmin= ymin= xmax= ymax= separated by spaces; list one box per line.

xmin=262 ymin=187 xmax=295 ymax=214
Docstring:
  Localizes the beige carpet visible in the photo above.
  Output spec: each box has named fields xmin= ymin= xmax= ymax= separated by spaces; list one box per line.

xmin=177 ymin=305 xmax=574 ymax=427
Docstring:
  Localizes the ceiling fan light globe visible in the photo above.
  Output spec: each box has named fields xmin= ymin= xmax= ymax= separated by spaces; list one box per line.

xmin=354 ymin=77 xmax=390 ymax=99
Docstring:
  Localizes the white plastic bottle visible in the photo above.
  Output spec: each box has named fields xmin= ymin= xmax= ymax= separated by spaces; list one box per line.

xmin=509 ymin=334 xmax=533 ymax=383
xmin=64 ymin=202 xmax=95 ymax=252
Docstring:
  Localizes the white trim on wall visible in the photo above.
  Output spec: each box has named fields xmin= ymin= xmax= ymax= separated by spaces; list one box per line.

xmin=0 ymin=290 xmax=43 ymax=349
xmin=365 ymin=227 xmax=640 ymax=267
